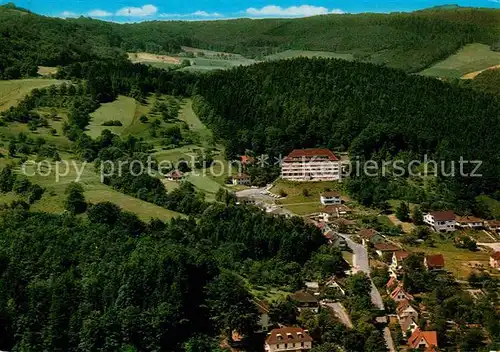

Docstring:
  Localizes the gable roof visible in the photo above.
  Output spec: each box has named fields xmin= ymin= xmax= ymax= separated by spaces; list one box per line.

xmin=322 ymin=191 xmax=341 ymax=198
xmin=390 ymin=284 xmax=414 ymax=301
xmin=408 ymin=328 xmax=438 ymax=349
xmin=486 ymin=220 xmax=500 ymax=228
xmin=240 ymin=155 xmax=255 ymax=164
xmin=397 ymin=300 xmax=417 ymax=316
xmin=284 ymin=148 xmax=338 ymax=162
xmin=425 ymin=254 xmax=445 ymax=268
xmin=374 ymin=243 xmax=400 ymax=252
xmin=266 ymin=327 xmax=313 ymax=345
xmin=386 ymin=276 xmax=399 ymax=289
xmin=358 ymin=228 xmax=379 ymax=239
xmin=456 ymin=216 xmax=483 ymax=224
xmin=429 ymin=210 xmax=455 ymax=221
xmin=394 ymin=251 xmax=410 ymax=261
xmin=491 ymin=251 xmax=500 ymax=261
xmin=400 ymin=316 xmax=418 ymax=332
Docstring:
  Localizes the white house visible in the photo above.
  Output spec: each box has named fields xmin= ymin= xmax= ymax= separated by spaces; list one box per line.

xmin=424 ymin=211 xmax=456 ymax=232
xmin=265 ymin=327 xmax=313 ymax=352
xmin=232 ymin=173 xmax=251 ymax=186
xmin=456 ymin=216 xmax=484 ymax=229
xmin=281 ymin=148 xmax=341 ymax=182
xmin=320 ymin=191 xmax=341 ymax=205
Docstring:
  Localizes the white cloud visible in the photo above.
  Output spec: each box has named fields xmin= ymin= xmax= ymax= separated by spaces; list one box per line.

xmin=159 ymin=10 xmax=223 ymax=19
xmin=246 ymin=5 xmax=344 ymax=17
xmin=116 ymin=4 xmax=158 ymax=17
xmin=489 ymin=0 xmax=500 ymax=3
xmin=88 ymin=9 xmax=113 ymax=17
xmin=60 ymin=11 xmax=78 ymax=18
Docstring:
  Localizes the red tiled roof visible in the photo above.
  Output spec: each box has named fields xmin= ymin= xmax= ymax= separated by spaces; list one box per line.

xmin=425 ymin=254 xmax=445 ymax=268
xmin=359 ymin=228 xmax=378 ymax=239
xmin=374 ymin=243 xmax=400 ymax=252
xmin=429 ymin=210 xmax=455 ymax=221
xmin=491 ymin=251 xmax=500 ymax=261
xmin=322 ymin=191 xmax=341 ymax=198
xmin=284 ymin=148 xmax=338 ymax=162
xmin=408 ymin=328 xmax=438 ymax=349
xmin=386 ymin=276 xmax=398 ymax=289
xmin=456 ymin=216 xmax=483 ymax=224
xmin=266 ymin=327 xmax=313 ymax=345
xmin=234 ymin=173 xmax=250 ymax=180
xmin=487 ymin=220 xmax=500 ymax=227
xmin=394 ymin=251 xmax=410 ymax=261
xmin=240 ymin=155 xmax=255 ymax=164
xmin=390 ymin=284 xmax=414 ymax=301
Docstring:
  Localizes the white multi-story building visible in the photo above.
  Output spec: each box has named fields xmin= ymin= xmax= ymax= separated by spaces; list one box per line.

xmin=281 ymin=149 xmax=341 ymax=182
xmin=265 ymin=327 xmax=313 ymax=352
xmin=320 ymin=191 xmax=341 ymax=205
xmin=424 ymin=211 xmax=456 ymax=232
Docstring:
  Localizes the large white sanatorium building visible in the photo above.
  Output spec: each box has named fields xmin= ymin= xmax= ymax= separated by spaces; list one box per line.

xmin=281 ymin=148 xmax=341 ymax=182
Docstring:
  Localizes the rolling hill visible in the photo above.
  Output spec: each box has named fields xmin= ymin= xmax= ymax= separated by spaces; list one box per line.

xmin=1 ymin=3 xmax=500 ymax=74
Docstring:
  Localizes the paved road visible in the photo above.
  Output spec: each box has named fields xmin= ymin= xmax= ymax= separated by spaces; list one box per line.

xmin=320 ymin=301 xmax=353 ymax=328
xmin=478 ymin=242 xmax=500 ymax=251
xmin=338 ymin=233 xmax=385 ymax=310
xmin=383 ymin=327 xmax=396 ymax=352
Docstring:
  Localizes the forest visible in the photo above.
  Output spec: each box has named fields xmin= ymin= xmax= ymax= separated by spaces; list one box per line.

xmin=1 ymin=3 xmax=500 ymax=76
xmin=193 ymin=58 xmax=500 ymax=211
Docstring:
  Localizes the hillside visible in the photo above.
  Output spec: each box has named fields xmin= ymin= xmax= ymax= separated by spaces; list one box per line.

xmin=1 ymin=4 xmax=500 ymax=74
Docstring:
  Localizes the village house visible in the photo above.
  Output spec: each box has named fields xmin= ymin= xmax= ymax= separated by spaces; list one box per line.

xmin=232 ymin=173 xmax=251 ymax=186
xmin=486 ymin=220 xmax=500 ymax=232
xmin=386 ymin=276 xmax=399 ymax=291
xmin=265 ymin=327 xmax=313 ymax=352
xmin=320 ymin=204 xmax=351 ymax=222
xmin=291 ymin=291 xmax=319 ymax=313
xmin=424 ymin=211 xmax=456 ymax=232
xmin=254 ymin=299 xmax=272 ymax=332
xmin=240 ymin=155 xmax=255 ymax=166
xmin=325 ymin=277 xmax=346 ymax=296
xmin=407 ymin=328 xmax=438 ymax=351
xmin=166 ymin=169 xmax=184 ymax=182
xmin=358 ymin=229 xmax=384 ymax=246
xmin=320 ymin=191 xmax=341 ymax=205
xmin=281 ymin=148 xmax=341 ymax=182
xmin=424 ymin=254 xmax=445 ymax=271
xmin=490 ymin=251 xmax=500 ymax=270
xmin=389 ymin=251 xmax=410 ymax=277
xmin=397 ymin=300 xmax=419 ymax=321
xmin=374 ymin=243 xmax=400 ymax=258
xmin=456 ymin=216 xmax=484 ymax=229
xmin=390 ymin=284 xmax=414 ymax=302
xmin=324 ymin=231 xmax=348 ymax=250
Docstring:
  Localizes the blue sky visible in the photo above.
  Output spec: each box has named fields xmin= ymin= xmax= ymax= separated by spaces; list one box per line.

xmin=3 ymin=0 xmax=500 ymax=21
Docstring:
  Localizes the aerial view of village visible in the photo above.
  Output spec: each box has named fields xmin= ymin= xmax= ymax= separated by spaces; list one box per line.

xmin=0 ymin=0 xmax=499 ymax=351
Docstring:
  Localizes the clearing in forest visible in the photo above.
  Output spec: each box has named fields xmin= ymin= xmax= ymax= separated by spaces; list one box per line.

xmin=420 ymin=43 xmax=500 ymax=79
xmin=0 ymin=78 xmax=63 ymax=112
xmin=87 ymin=96 xmax=137 ymax=138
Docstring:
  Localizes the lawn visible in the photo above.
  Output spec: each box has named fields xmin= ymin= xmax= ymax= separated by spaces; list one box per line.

xmin=264 ymin=50 xmax=354 ymax=61
xmin=15 ymin=159 xmax=183 ymax=221
xmin=408 ymin=236 xmax=493 ymax=279
xmin=87 ymin=96 xmax=137 ymax=138
xmin=0 ymin=78 xmax=64 ymax=112
xmin=420 ymin=43 xmax=500 ymax=79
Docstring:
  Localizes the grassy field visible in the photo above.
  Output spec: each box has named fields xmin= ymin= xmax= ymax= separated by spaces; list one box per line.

xmin=264 ymin=50 xmax=354 ymax=61
xmin=11 ymin=159 xmax=183 ymax=221
xmin=420 ymin=43 xmax=500 ymax=79
xmin=0 ymin=78 xmax=63 ymax=112
xmin=408 ymin=236 xmax=495 ymax=279
xmin=87 ymin=96 xmax=138 ymax=138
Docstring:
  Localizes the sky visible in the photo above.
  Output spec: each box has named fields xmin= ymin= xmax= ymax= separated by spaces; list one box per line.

xmin=2 ymin=0 xmax=500 ymax=21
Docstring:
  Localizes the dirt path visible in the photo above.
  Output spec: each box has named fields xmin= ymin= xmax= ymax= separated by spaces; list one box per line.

xmin=461 ymin=64 xmax=500 ymax=79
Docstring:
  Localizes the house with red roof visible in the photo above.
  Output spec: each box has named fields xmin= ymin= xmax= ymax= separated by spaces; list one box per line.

xmin=490 ymin=251 xmax=500 ymax=270
xmin=232 ymin=173 xmax=251 ymax=186
xmin=358 ymin=228 xmax=384 ymax=246
xmin=281 ymin=148 xmax=341 ymax=182
xmin=166 ymin=169 xmax=184 ymax=182
xmin=320 ymin=204 xmax=352 ymax=222
xmin=240 ymin=155 xmax=255 ymax=166
xmin=320 ymin=191 xmax=341 ymax=205
xmin=390 ymin=284 xmax=414 ymax=302
xmin=456 ymin=216 xmax=484 ymax=229
xmin=407 ymin=328 xmax=438 ymax=351
xmin=424 ymin=211 xmax=456 ymax=232
xmin=265 ymin=327 xmax=313 ymax=352
xmin=486 ymin=220 xmax=500 ymax=232
xmin=374 ymin=243 xmax=400 ymax=258
xmin=424 ymin=254 xmax=445 ymax=271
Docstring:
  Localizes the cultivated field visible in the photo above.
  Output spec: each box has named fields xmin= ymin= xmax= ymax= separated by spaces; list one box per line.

xmin=264 ymin=50 xmax=354 ymax=61
xmin=128 ymin=52 xmax=181 ymax=65
xmin=0 ymin=78 xmax=63 ymax=112
xmin=420 ymin=43 xmax=500 ymax=79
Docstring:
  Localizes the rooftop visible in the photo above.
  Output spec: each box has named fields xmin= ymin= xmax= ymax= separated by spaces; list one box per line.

xmin=374 ymin=243 xmax=400 ymax=252
xmin=321 ymin=191 xmax=341 ymax=198
xmin=266 ymin=327 xmax=313 ymax=345
xmin=284 ymin=148 xmax=339 ymax=162
xmin=429 ymin=210 xmax=455 ymax=221
xmin=408 ymin=328 xmax=438 ymax=349
xmin=425 ymin=254 xmax=445 ymax=268
xmin=491 ymin=251 xmax=500 ymax=260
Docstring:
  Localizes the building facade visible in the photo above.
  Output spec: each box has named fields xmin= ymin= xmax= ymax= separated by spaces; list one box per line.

xmin=424 ymin=211 xmax=456 ymax=232
xmin=320 ymin=191 xmax=341 ymax=205
xmin=281 ymin=149 xmax=341 ymax=182
xmin=265 ymin=327 xmax=313 ymax=352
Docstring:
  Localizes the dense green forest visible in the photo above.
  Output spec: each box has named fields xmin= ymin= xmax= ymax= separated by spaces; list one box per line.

xmin=193 ymin=58 xmax=500 ymax=210
xmin=1 ymin=3 xmax=500 ymax=76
